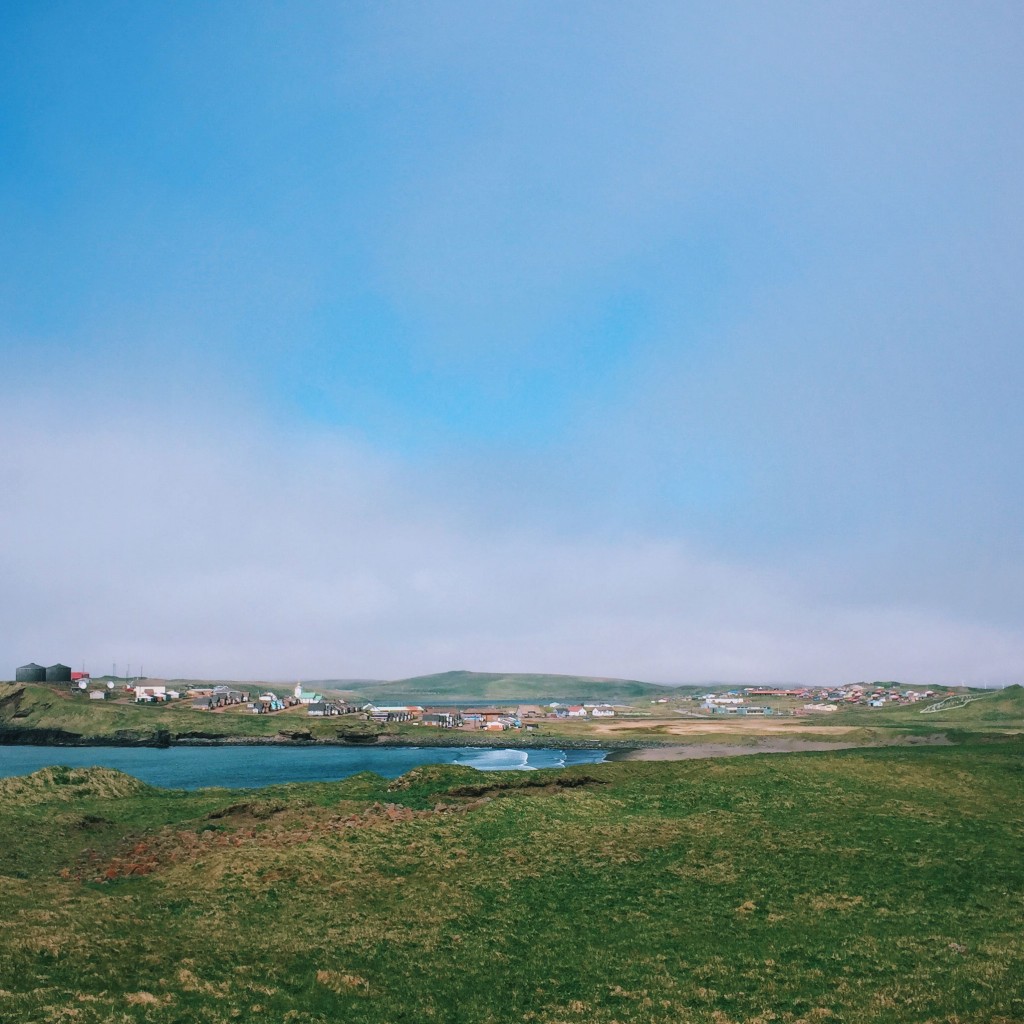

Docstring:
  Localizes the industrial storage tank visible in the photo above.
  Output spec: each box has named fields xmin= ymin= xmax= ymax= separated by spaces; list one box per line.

xmin=45 ymin=663 xmax=72 ymax=683
xmin=16 ymin=663 xmax=46 ymax=683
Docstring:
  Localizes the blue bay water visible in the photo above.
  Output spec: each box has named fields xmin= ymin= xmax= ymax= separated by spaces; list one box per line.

xmin=0 ymin=744 xmax=607 ymax=790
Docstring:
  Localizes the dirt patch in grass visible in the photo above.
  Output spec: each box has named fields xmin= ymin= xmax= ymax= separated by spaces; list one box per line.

xmin=442 ymin=774 xmax=608 ymax=799
xmin=611 ymin=740 xmax=864 ymax=760
xmin=590 ymin=719 xmax=862 ymax=736
xmin=206 ymin=800 xmax=289 ymax=822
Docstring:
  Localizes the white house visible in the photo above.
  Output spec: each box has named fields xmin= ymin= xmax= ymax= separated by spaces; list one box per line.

xmin=294 ymin=683 xmax=323 ymax=705
xmin=134 ymin=685 xmax=167 ymax=702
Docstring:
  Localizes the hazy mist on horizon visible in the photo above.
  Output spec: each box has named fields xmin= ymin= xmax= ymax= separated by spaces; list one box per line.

xmin=2 ymin=3 xmax=1022 ymax=685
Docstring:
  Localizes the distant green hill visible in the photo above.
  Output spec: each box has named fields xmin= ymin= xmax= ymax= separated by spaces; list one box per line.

xmin=348 ymin=670 xmax=683 ymax=704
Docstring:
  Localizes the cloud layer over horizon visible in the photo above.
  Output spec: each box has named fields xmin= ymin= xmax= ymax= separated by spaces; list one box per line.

xmin=2 ymin=3 xmax=1022 ymax=684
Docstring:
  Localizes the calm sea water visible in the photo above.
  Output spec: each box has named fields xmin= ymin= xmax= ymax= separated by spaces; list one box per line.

xmin=0 ymin=744 xmax=607 ymax=790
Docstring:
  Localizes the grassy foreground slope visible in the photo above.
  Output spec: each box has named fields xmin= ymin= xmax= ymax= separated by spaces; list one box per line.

xmin=1 ymin=743 xmax=1022 ymax=1024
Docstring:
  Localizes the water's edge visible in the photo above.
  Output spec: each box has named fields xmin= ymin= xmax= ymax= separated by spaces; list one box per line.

xmin=0 ymin=725 xmax=642 ymax=751
xmin=0 ymin=744 xmax=611 ymax=789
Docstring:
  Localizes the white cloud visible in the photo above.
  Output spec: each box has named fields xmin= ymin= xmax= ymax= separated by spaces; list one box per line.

xmin=2 ymin=407 xmax=1020 ymax=685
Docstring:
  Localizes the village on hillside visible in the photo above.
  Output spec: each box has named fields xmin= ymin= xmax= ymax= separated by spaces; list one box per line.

xmin=14 ymin=661 xmax=962 ymax=737
xmin=694 ymin=682 xmax=948 ymax=715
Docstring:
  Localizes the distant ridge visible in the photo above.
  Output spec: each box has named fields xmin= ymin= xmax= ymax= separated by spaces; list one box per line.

xmin=345 ymin=669 xmax=688 ymax=703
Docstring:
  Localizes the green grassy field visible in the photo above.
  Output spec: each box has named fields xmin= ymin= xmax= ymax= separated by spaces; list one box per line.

xmin=829 ymin=685 xmax=1024 ymax=734
xmin=0 ymin=741 xmax=1021 ymax=1023
xmin=0 ymin=683 xmax=378 ymax=744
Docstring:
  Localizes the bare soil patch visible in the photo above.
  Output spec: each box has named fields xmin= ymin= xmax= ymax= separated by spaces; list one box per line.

xmin=612 ymin=740 xmax=864 ymax=760
xmin=588 ymin=718 xmax=861 ymax=737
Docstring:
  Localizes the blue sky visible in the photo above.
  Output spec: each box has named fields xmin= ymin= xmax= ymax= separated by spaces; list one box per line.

xmin=2 ymin=2 xmax=1022 ymax=683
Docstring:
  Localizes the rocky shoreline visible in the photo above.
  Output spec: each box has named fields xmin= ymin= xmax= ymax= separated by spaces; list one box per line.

xmin=0 ymin=724 xmax=952 ymax=761
xmin=0 ymin=724 xmax=629 ymax=753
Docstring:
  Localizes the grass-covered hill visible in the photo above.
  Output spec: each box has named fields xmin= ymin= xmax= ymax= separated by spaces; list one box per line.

xmin=831 ymin=683 xmax=1024 ymax=732
xmin=0 ymin=741 xmax=1021 ymax=1023
xmin=921 ymin=683 xmax=1024 ymax=725
xmin=0 ymin=764 xmax=153 ymax=804
xmin=0 ymin=683 xmax=386 ymax=745
xmin=349 ymin=669 xmax=679 ymax=703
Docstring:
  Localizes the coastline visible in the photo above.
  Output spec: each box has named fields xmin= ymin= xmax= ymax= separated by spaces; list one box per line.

xmin=0 ymin=726 xmax=952 ymax=759
xmin=0 ymin=727 xmax=620 ymax=753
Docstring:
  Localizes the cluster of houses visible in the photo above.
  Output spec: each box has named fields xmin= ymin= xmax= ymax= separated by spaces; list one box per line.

xmin=190 ymin=686 xmax=252 ymax=711
xmin=134 ymin=684 xmax=608 ymax=726
xmin=744 ymin=684 xmax=948 ymax=708
xmin=179 ymin=683 xmax=364 ymax=717
xmin=78 ymin=675 xmax=964 ymax=720
xmin=188 ymin=683 xmax=359 ymax=716
xmin=686 ymin=684 xmax=954 ymax=716
xmin=134 ymin=683 xmax=257 ymax=708
xmin=134 ymin=684 xmax=182 ymax=703
xmin=361 ymin=705 xmax=522 ymax=730
xmin=59 ymin=681 xmax=153 ymax=701
xmin=306 ymin=699 xmax=358 ymax=717
xmin=129 ymin=681 xmax=319 ymax=714
xmin=357 ymin=702 xmax=618 ymax=730
xmin=699 ymin=695 xmax=775 ymax=715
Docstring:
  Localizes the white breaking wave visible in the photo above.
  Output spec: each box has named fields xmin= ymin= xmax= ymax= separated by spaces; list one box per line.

xmin=454 ymin=749 xmax=536 ymax=771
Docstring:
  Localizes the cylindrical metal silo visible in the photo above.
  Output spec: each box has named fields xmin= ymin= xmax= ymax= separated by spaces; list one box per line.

xmin=45 ymin=663 xmax=73 ymax=683
xmin=15 ymin=663 xmax=46 ymax=683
